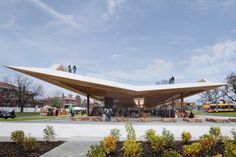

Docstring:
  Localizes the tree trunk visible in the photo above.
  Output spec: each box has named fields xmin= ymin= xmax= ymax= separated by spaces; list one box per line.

xmin=20 ymin=102 xmax=24 ymax=112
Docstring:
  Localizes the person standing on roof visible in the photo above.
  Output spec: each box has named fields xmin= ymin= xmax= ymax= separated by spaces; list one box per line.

xmin=171 ymin=76 xmax=175 ymax=84
xmin=68 ymin=65 xmax=72 ymax=73
xmin=73 ymin=65 xmax=77 ymax=74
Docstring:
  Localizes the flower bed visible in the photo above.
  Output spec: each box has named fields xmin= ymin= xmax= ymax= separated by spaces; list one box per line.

xmin=87 ymin=123 xmax=236 ymax=157
xmin=0 ymin=141 xmax=64 ymax=157
xmin=0 ymin=125 xmax=64 ymax=157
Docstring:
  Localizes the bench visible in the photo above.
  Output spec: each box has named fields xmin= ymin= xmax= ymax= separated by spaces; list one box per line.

xmin=183 ymin=118 xmax=203 ymax=123
xmin=115 ymin=118 xmax=129 ymax=122
xmin=71 ymin=117 xmax=89 ymax=121
xmin=138 ymin=118 xmax=151 ymax=122
xmin=229 ymin=118 xmax=236 ymax=122
xmin=161 ymin=118 xmax=176 ymax=122
xmin=91 ymin=117 xmax=103 ymax=122
xmin=206 ymin=118 xmax=230 ymax=123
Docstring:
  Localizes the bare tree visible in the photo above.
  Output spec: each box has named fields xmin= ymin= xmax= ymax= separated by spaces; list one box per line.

xmin=222 ymin=73 xmax=236 ymax=103
xmin=3 ymin=75 xmax=44 ymax=112
xmin=48 ymin=97 xmax=62 ymax=108
xmin=199 ymin=88 xmax=224 ymax=104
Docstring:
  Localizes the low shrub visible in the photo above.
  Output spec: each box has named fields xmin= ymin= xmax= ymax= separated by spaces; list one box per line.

xmin=162 ymin=150 xmax=182 ymax=157
xmin=145 ymin=129 xmax=162 ymax=153
xmin=11 ymin=130 xmax=25 ymax=144
xmin=125 ymin=122 xmax=136 ymax=140
xmin=43 ymin=125 xmax=56 ymax=141
xmin=219 ymin=135 xmax=230 ymax=144
xmin=148 ymin=133 xmax=163 ymax=153
xmin=209 ymin=127 xmax=221 ymax=139
xmin=199 ymin=134 xmax=216 ymax=153
xmin=183 ymin=142 xmax=201 ymax=157
xmin=224 ymin=141 xmax=236 ymax=157
xmin=231 ymin=129 xmax=236 ymax=144
xmin=100 ymin=135 xmax=117 ymax=155
xmin=110 ymin=128 xmax=121 ymax=141
xmin=182 ymin=131 xmax=192 ymax=144
xmin=145 ymin=128 xmax=174 ymax=153
xmin=86 ymin=144 xmax=105 ymax=157
xmin=145 ymin=129 xmax=156 ymax=142
xmin=162 ymin=128 xmax=174 ymax=148
xmin=22 ymin=136 xmax=38 ymax=152
xmin=122 ymin=139 xmax=142 ymax=157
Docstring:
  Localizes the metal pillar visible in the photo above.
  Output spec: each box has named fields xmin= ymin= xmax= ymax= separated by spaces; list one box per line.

xmin=180 ymin=93 xmax=184 ymax=115
xmin=87 ymin=94 xmax=90 ymax=116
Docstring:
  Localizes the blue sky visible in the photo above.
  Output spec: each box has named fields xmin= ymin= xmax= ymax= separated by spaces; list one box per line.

xmin=0 ymin=0 xmax=236 ymax=98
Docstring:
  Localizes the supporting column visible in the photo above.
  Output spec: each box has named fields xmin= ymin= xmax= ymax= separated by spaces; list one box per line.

xmin=171 ymin=98 xmax=175 ymax=110
xmin=180 ymin=93 xmax=184 ymax=115
xmin=87 ymin=94 xmax=90 ymax=116
xmin=171 ymin=98 xmax=175 ymax=118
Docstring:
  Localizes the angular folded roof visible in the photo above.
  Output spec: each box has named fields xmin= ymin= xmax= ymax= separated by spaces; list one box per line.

xmin=5 ymin=65 xmax=225 ymax=107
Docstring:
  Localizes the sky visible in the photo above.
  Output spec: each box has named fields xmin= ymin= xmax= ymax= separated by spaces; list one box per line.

xmin=0 ymin=0 xmax=236 ymax=99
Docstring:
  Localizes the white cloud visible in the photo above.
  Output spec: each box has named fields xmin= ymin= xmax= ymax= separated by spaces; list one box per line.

xmin=102 ymin=0 xmax=127 ymax=21
xmin=0 ymin=16 xmax=22 ymax=30
xmin=30 ymin=0 xmax=82 ymax=30
xmin=105 ymin=59 xmax=173 ymax=82
xmin=186 ymin=40 xmax=236 ymax=77
xmin=103 ymin=40 xmax=236 ymax=84
xmin=106 ymin=0 xmax=126 ymax=15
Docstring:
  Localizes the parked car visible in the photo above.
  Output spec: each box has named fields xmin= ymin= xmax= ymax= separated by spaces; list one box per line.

xmin=0 ymin=110 xmax=16 ymax=119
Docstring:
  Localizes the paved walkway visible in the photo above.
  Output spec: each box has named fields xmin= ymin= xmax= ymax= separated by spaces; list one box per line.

xmin=40 ymin=137 xmax=101 ymax=157
xmin=1 ymin=118 xmax=236 ymax=140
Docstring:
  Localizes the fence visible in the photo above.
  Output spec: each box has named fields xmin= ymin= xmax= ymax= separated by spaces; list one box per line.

xmin=0 ymin=107 xmax=40 ymax=112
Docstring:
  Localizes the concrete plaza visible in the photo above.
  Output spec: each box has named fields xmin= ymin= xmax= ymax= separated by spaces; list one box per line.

xmin=1 ymin=116 xmax=236 ymax=140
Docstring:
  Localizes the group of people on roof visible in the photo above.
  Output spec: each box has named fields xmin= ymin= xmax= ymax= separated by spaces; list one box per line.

xmin=68 ymin=65 xmax=77 ymax=74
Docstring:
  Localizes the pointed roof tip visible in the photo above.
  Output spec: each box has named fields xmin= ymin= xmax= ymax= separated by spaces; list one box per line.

xmin=3 ymin=65 xmax=13 ymax=69
xmin=2 ymin=65 xmax=9 ymax=68
xmin=3 ymin=65 xmax=19 ymax=70
xmin=3 ymin=66 xmax=31 ymax=73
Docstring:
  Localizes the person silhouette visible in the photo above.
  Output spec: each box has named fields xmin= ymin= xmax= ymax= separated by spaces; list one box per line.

xmin=171 ymin=76 xmax=175 ymax=84
xmin=68 ymin=65 xmax=72 ymax=73
xmin=73 ymin=65 xmax=77 ymax=74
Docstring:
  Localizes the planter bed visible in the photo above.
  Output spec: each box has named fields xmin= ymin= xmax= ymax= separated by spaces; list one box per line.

xmin=206 ymin=118 xmax=230 ymax=123
xmin=111 ymin=141 xmax=225 ymax=157
xmin=0 ymin=141 xmax=64 ymax=157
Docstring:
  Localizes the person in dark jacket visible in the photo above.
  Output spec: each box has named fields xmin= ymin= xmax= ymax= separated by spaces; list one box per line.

xmin=189 ymin=111 xmax=194 ymax=118
xmin=106 ymin=109 xmax=112 ymax=121
xmin=73 ymin=65 xmax=77 ymax=74
xmin=68 ymin=65 xmax=72 ymax=73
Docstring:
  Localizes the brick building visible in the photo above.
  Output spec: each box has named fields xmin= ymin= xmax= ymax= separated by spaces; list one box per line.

xmin=0 ymin=82 xmax=38 ymax=108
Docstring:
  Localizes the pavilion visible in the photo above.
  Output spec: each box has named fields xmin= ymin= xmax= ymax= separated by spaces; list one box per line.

xmin=5 ymin=65 xmax=225 ymax=115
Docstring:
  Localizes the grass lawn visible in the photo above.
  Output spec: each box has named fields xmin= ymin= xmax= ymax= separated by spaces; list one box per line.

xmin=0 ymin=112 xmax=64 ymax=121
xmin=194 ymin=110 xmax=236 ymax=117
xmin=0 ymin=112 xmax=85 ymax=121
xmin=0 ymin=116 xmax=58 ymax=121
xmin=15 ymin=112 xmax=40 ymax=117
xmin=205 ymin=112 xmax=236 ymax=117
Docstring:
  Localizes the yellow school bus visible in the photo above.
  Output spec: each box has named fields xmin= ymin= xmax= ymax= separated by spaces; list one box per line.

xmin=203 ymin=104 xmax=234 ymax=113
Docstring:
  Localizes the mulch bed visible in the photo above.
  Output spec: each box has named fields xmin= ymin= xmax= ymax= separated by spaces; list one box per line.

xmin=110 ymin=141 xmax=225 ymax=157
xmin=0 ymin=141 xmax=64 ymax=157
